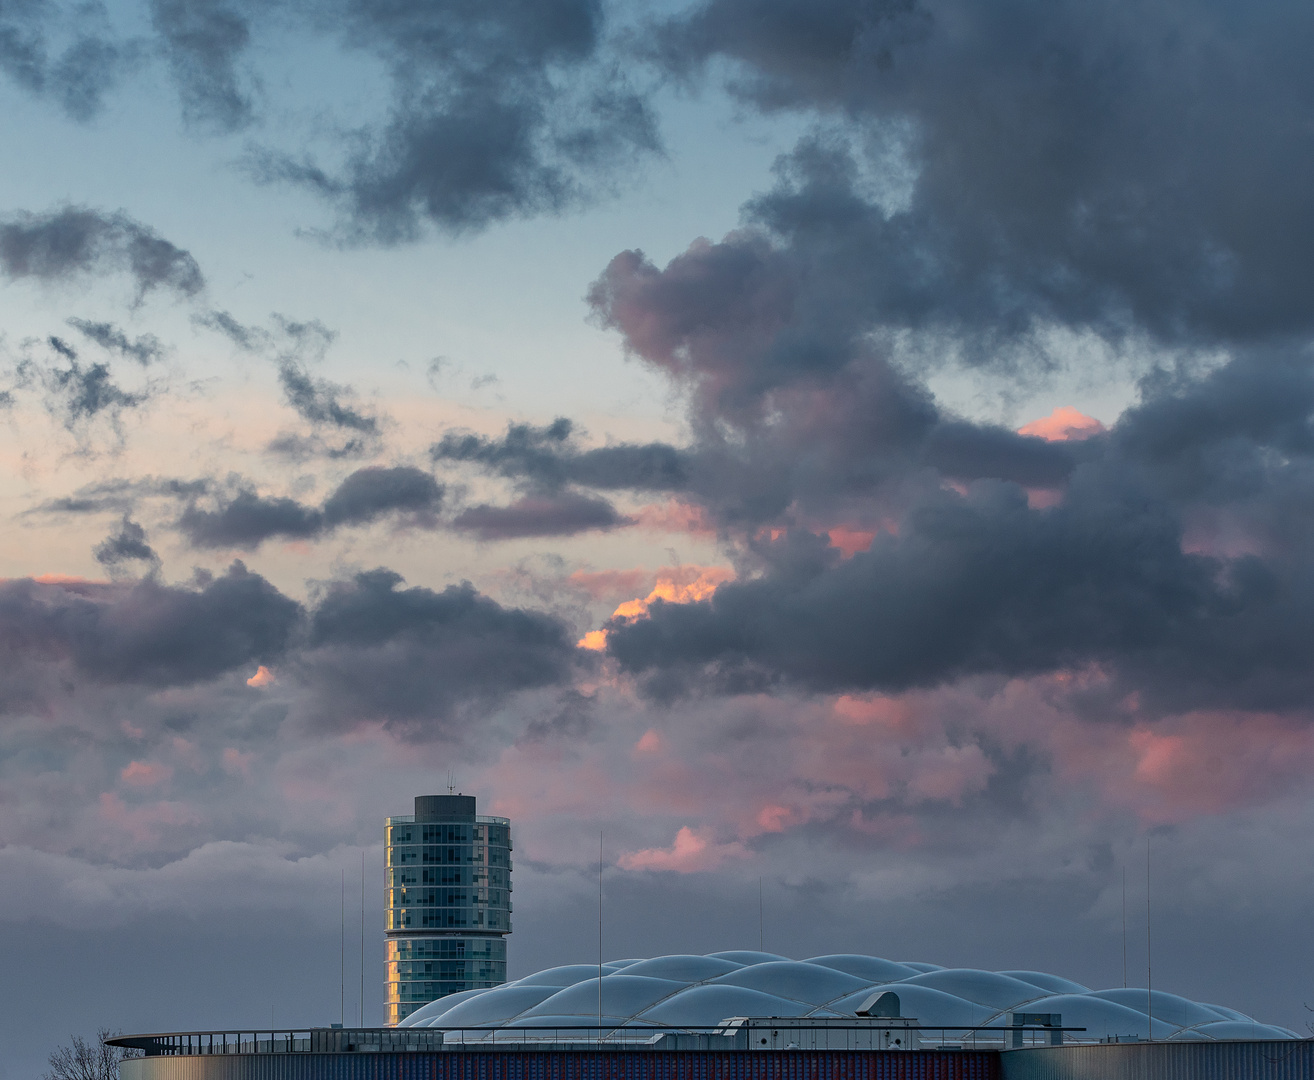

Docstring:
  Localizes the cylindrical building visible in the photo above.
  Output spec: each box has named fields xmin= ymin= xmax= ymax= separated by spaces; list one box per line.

xmin=384 ymin=794 xmax=512 ymax=1025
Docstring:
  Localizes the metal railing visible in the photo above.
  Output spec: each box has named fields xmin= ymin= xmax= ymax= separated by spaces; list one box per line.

xmin=107 ymin=1022 xmax=1086 ymax=1057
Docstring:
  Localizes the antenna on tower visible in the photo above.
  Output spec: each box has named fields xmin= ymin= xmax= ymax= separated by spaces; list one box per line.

xmin=446 ymin=772 xmax=456 ymax=795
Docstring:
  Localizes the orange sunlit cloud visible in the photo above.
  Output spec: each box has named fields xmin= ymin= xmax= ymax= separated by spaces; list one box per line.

xmin=1018 ymin=406 xmax=1106 ymax=442
xmin=576 ymin=564 xmax=734 ymax=649
xmin=612 ymin=565 xmax=733 ymax=618
xmin=246 ymin=665 xmax=275 ymax=687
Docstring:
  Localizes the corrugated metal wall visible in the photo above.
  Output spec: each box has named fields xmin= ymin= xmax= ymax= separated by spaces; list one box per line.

xmin=998 ymin=1040 xmax=1314 ymax=1080
xmin=121 ymin=1049 xmax=998 ymax=1080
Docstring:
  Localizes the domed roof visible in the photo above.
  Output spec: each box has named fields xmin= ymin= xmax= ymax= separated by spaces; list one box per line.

xmin=398 ymin=952 xmax=1297 ymax=1042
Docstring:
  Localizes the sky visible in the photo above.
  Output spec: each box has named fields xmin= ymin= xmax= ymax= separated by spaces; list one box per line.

xmin=2 ymin=0 xmax=1314 ymax=1073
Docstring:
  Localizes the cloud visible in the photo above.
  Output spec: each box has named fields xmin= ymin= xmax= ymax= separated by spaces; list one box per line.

xmin=177 ymin=465 xmax=443 ymax=549
xmin=432 ymin=418 xmax=691 ymax=493
xmin=321 ymin=465 xmax=442 ymax=527
xmin=67 ymin=318 xmax=166 ymax=365
xmin=577 ymin=565 xmax=734 ymax=650
xmin=244 ymin=0 xmax=661 ymax=240
xmin=39 ymin=337 xmax=150 ymax=430
xmin=452 ymin=491 xmax=631 ymax=540
xmin=1019 ymin=407 xmax=1107 ymax=443
xmin=0 ymin=1 xmax=133 ymax=120
xmin=31 ymin=476 xmax=211 ymax=517
xmin=277 ymin=361 xmax=378 ymax=436
xmin=177 ymin=489 xmax=322 ymax=548
xmin=291 ymin=569 xmax=582 ymax=733
xmin=651 ymin=0 xmax=1314 ymax=346
xmin=120 ymin=759 xmax=172 ymax=787
xmin=0 ymin=562 xmax=300 ymax=688
xmin=600 ymin=452 xmax=1314 ymax=711
xmin=0 ymin=206 xmax=204 ymax=299
xmin=193 ymin=308 xmax=264 ymax=351
xmin=93 ymin=516 xmax=160 ymax=572
xmin=617 ymin=826 xmax=749 ymax=873
xmin=193 ymin=310 xmax=380 ymax=453
xmin=148 ymin=0 xmax=254 ymax=132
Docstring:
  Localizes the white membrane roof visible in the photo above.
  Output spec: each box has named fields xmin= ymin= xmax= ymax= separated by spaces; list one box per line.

xmin=397 ymin=952 xmax=1297 ymax=1042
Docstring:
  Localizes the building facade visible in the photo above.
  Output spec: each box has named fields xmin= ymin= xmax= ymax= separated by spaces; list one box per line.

xmin=384 ymin=794 xmax=511 ymax=1025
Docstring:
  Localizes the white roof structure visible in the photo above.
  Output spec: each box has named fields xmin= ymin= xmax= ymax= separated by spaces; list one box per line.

xmin=397 ymin=952 xmax=1298 ymax=1042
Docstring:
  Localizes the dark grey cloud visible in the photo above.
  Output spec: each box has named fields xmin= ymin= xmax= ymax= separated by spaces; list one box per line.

xmin=294 ymin=568 xmax=581 ymax=732
xmin=592 ymin=347 xmax=1314 ymax=715
xmin=277 ymin=361 xmax=377 ymax=435
xmin=651 ymin=0 xmax=1314 ymax=347
xmin=40 ymin=337 xmax=149 ymax=429
xmin=432 ymin=418 xmax=691 ymax=493
xmin=242 ymin=0 xmax=660 ymax=240
xmin=148 ymin=0 xmax=253 ymax=132
xmin=457 ymin=0 xmax=1314 ymax=720
xmin=0 ymin=206 xmax=204 ymax=300
xmin=192 ymin=308 xmax=264 ymax=351
xmin=0 ymin=558 xmax=580 ymax=734
xmin=31 ymin=476 xmax=211 ymax=517
xmin=923 ymin=422 xmax=1075 ymax=490
xmin=603 ymin=483 xmax=1208 ymax=697
xmin=5 ymin=0 xmax=662 ymax=240
xmin=192 ymin=310 xmax=379 ymax=450
xmin=452 ymin=490 xmax=631 ymax=541
xmin=177 ymin=465 xmax=443 ymax=549
xmin=0 ymin=562 xmax=300 ymax=687
xmin=178 ymin=490 xmax=322 ymax=548
xmin=0 ymin=1 xmax=132 ymax=120
xmin=67 ymin=318 xmax=166 ymax=365
xmin=320 ymin=465 xmax=443 ymax=527
xmin=93 ymin=516 xmax=160 ymax=571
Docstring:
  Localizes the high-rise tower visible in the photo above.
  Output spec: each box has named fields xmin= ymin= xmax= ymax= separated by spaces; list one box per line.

xmin=384 ymin=794 xmax=512 ymax=1025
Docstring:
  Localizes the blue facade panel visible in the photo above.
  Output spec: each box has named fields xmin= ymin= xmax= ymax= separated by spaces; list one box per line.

xmin=123 ymin=1050 xmax=999 ymax=1080
xmin=998 ymin=1040 xmax=1314 ymax=1080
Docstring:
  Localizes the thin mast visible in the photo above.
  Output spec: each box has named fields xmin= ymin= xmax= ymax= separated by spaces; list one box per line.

xmin=1146 ymin=837 xmax=1153 ymax=1039
xmin=1121 ymin=864 xmax=1127 ymax=989
xmin=361 ymin=850 xmax=365 ymax=1026
xmin=344 ymin=867 xmax=349 ymax=1030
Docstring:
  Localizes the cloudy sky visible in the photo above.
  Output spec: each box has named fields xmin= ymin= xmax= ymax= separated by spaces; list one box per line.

xmin=2 ymin=0 xmax=1314 ymax=1071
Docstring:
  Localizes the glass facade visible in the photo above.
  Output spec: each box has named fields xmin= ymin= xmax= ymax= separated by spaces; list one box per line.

xmin=384 ymin=795 xmax=511 ymax=1025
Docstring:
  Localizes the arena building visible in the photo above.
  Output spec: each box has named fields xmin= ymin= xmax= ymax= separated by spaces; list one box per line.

xmin=110 ymin=951 xmax=1310 ymax=1080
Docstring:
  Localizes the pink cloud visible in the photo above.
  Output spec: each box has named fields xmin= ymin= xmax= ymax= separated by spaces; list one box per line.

xmin=98 ymin=792 xmax=199 ymax=846
xmin=904 ymin=744 xmax=993 ymax=804
xmin=827 ymin=526 xmax=877 ymax=558
xmin=222 ymin=748 xmax=255 ymax=778
xmin=1018 ymin=406 xmax=1106 ymax=442
xmin=247 ymin=665 xmax=275 ymax=688
xmin=120 ymin=760 xmax=172 ymax=787
xmin=633 ymin=729 xmax=663 ymax=755
xmin=617 ymin=826 xmax=749 ymax=872
xmin=755 ymin=803 xmax=801 ymax=832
